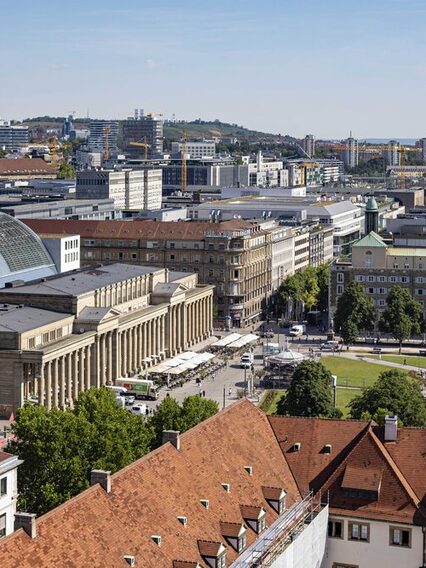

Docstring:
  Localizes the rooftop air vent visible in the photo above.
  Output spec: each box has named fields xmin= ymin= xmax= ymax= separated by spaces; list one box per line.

xmin=123 ymin=556 xmax=136 ymax=566
xmin=177 ymin=516 xmax=188 ymax=526
xmin=244 ymin=466 xmax=253 ymax=476
xmin=324 ymin=444 xmax=332 ymax=454
xmin=200 ymin=499 xmax=209 ymax=509
xmin=293 ymin=442 xmax=301 ymax=452
xmin=221 ymin=483 xmax=231 ymax=492
xmin=151 ymin=535 xmax=161 ymax=546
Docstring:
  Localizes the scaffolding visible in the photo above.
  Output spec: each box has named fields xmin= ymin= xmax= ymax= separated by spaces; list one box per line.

xmin=230 ymin=492 xmax=324 ymax=568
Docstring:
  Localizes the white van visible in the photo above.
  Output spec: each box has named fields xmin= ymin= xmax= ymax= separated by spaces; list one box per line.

xmin=106 ymin=385 xmax=128 ymax=395
xmin=240 ymin=352 xmax=254 ymax=369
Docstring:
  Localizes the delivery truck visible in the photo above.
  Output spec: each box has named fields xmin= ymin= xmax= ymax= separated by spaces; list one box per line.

xmin=115 ymin=378 xmax=159 ymax=400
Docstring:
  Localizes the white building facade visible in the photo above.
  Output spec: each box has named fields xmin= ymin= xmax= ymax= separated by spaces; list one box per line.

xmin=0 ymin=453 xmax=21 ymax=539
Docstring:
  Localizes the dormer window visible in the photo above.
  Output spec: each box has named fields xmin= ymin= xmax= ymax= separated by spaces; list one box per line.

xmin=220 ymin=521 xmax=247 ymax=553
xmin=262 ymin=487 xmax=286 ymax=514
xmin=198 ymin=541 xmax=226 ymax=568
xmin=240 ymin=505 xmax=267 ymax=534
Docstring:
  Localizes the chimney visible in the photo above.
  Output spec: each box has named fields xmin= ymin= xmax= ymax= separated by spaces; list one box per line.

xmin=164 ymin=268 xmax=169 ymax=283
xmin=162 ymin=430 xmax=180 ymax=450
xmin=90 ymin=469 xmax=111 ymax=493
xmin=15 ymin=512 xmax=37 ymax=539
xmin=384 ymin=415 xmax=398 ymax=442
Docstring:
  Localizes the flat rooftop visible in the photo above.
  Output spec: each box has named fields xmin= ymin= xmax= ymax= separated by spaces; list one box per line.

xmin=0 ymin=304 xmax=70 ymax=333
xmin=0 ymin=264 xmax=164 ymax=297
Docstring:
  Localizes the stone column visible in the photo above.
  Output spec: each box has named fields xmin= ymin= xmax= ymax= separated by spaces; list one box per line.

xmin=38 ymin=363 xmax=45 ymax=407
xmin=142 ymin=322 xmax=147 ymax=365
xmin=161 ymin=315 xmax=166 ymax=358
xmin=132 ymin=327 xmax=137 ymax=373
xmin=128 ymin=328 xmax=133 ymax=373
xmin=79 ymin=348 xmax=85 ymax=397
xmin=59 ymin=356 xmax=66 ymax=409
xmin=45 ymin=360 xmax=52 ymax=410
xmin=85 ymin=345 xmax=91 ymax=390
xmin=67 ymin=353 xmax=72 ymax=406
xmin=156 ymin=318 xmax=161 ymax=358
xmin=51 ymin=358 xmax=58 ymax=408
xmin=73 ymin=351 xmax=79 ymax=400
xmin=107 ymin=332 xmax=113 ymax=383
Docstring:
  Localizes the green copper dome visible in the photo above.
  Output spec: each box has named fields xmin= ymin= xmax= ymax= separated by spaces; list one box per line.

xmin=366 ymin=196 xmax=378 ymax=211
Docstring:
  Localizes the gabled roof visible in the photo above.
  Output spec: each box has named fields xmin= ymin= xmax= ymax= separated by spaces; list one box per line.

xmin=352 ymin=231 xmax=387 ymax=248
xmin=0 ymin=400 xmax=300 ymax=568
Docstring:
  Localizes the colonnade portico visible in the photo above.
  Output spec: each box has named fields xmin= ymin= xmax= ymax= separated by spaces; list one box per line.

xmin=17 ymin=293 xmax=213 ymax=411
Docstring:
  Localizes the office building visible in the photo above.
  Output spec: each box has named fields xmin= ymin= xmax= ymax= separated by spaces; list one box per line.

xmin=40 ymin=234 xmax=80 ymax=273
xmin=0 ymin=263 xmax=213 ymax=414
xmin=76 ymin=169 xmax=162 ymax=211
xmin=24 ymin=218 xmax=333 ymax=328
xmin=88 ymin=120 xmax=119 ymax=157
xmin=302 ymin=134 xmax=315 ymax=158
xmin=171 ymin=140 xmax=216 ymax=158
xmin=75 ymin=149 xmax=102 ymax=170
xmin=384 ymin=140 xmax=401 ymax=166
xmin=420 ymin=138 xmax=426 ymax=162
xmin=0 ymin=121 xmax=29 ymax=152
xmin=1 ymin=401 xmax=425 ymax=568
xmin=329 ymin=231 xmax=426 ymax=324
xmin=0 ymin=197 xmax=117 ymax=221
xmin=162 ymin=159 xmax=249 ymax=192
xmin=120 ymin=112 xmax=163 ymax=158
xmin=344 ymin=135 xmax=359 ymax=168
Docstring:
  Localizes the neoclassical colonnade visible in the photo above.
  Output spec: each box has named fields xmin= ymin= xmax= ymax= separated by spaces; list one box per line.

xmin=20 ymin=293 xmax=213 ymax=410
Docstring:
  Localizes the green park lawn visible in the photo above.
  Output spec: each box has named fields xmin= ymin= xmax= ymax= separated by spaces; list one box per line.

xmin=368 ymin=354 xmax=426 ymax=369
xmin=258 ymin=389 xmax=285 ymax=415
xmin=321 ymin=356 xmax=395 ymax=388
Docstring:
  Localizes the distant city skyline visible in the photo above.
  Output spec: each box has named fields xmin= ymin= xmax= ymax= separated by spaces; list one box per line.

xmin=1 ymin=0 xmax=426 ymax=138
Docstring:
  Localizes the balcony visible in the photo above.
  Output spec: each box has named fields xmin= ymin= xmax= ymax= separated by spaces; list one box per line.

xmin=230 ymin=493 xmax=327 ymax=568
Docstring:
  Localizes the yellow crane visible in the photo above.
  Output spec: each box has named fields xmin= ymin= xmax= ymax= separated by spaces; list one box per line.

xmin=328 ymin=143 xmax=420 ymax=189
xmin=104 ymin=126 xmax=110 ymax=161
xmin=181 ymin=130 xmax=187 ymax=193
xmin=129 ymin=137 xmax=150 ymax=159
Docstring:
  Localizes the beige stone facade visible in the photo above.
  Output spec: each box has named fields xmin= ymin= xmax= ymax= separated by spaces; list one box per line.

xmin=0 ymin=264 xmax=213 ymax=415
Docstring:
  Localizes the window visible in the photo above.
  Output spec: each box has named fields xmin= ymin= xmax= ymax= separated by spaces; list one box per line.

xmin=328 ymin=519 xmax=343 ymax=539
xmin=379 ymin=288 xmax=386 ymax=294
xmin=170 ymin=254 xmax=175 ymax=260
xmin=28 ymin=337 xmax=35 ymax=349
xmin=390 ymin=526 xmax=411 ymax=547
xmin=0 ymin=477 xmax=6 ymax=497
xmin=348 ymin=522 xmax=369 ymax=542
xmin=390 ymin=276 xmax=397 ymax=282
xmin=368 ymin=287 xmax=374 ymax=294
xmin=378 ymin=276 xmax=385 ymax=282
xmin=337 ymin=273 xmax=344 ymax=283
xmin=367 ymin=275 xmax=375 ymax=282
xmin=404 ymin=263 xmax=409 ymax=269
xmin=169 ymin=242 xmax=175 ymax=249
xmin=257 ymin=515 xmax=266 ymax=533
xmin=337 ymin=284 xmax=343 ymax=295
xmin=217 ymin=553 xmax=226 ymax=568
xmin=417 ymin=289 xmax=424 ymax=295
xmin=364 ymin=251 xmax=372 ymax=268
xmin=237 ymin=533 xmax=247 ymax=552
xmin=378 ymin=299 xmax=385 ymax=306
xmin=393 ymin=263 xmax=398 ymax=269
xmin=0 ymin=513 xmax=5 ymax=538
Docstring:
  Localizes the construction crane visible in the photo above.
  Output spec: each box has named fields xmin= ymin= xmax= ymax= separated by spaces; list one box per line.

xmin=129 ymin=137 xmax=150 ymax=159
xmin=104 ymin=126 xmax=110 ymax=161
xmin=327 ymin=143 xmax=420 ymax=189
xmin=181 ymin=130 xmax=187 ymax=193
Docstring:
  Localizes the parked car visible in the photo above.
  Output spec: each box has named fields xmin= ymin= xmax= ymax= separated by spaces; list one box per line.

xmin=261 ymin=329 xmax=274 ymax=339
xmin=129 ymin=404 xmax=148 ymax=416
xmin=123 ymin=394 xmax=135 ymax=405
xmin=320 ymin=340 xmax=340 ymax=352
xmin=289 ymin=324 xmax=306 ymax=337
xmin=240 ymin=352 xmax=254 ymax=369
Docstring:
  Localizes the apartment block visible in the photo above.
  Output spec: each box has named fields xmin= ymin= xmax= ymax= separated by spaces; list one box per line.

xmin=0 ymin=122 xmax=29 ymax=152
xmin=329 ymin=231 xmax=426 ymax=324
xmin=171 ymin=140 xmax=216 ymax=158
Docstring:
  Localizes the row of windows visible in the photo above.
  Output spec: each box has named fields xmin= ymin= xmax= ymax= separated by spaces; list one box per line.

xmin=354 ymin=274 xmax=411 ymax=284
xmin=328 ymin=519 xmax=411 ymax=548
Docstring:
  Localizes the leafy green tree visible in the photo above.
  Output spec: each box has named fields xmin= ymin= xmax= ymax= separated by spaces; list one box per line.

xmin=379 ymin=286 xmax=424 ymax=353
xmin=149 ymin=395 xmax=218 ymax=447
xmin=302 ymin=266 xmax=320 ymax=311
xmin=316 ymin=264 xmax=329 ymax=312
xmin=8 ymin=389 xmax=153 ymax=515
xmin=57 ymin=162 xmax=76 ymax=179
xmin=276 ymin=361 xmax=336 ymax=417
xmin=349 ymin=370 xmax=426 ymax=426
xmin=8 ymin=405 xmax=93 ymax=516
xmin=334 ymin=281 xmax=375 ymax=344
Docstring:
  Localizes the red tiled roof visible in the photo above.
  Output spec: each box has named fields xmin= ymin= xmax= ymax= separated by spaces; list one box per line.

xmin=262 ymin=486 xmax=285 ymax=501
xmin=0 ymin=159 xmax=55 ymax=175
xmin=219 ymin=521 xmax=245 ymax=538
xmin=0 ymin=400 xmax=300 ymax=568
xmin=341 ymin=465 xmax=383 ymax=492
xmin=22 ymin=218 xmax=255 ymax=241
xmin=268 ymin=416 xmax=426 ymax=525
xmin=197 ymin=541 xmax=223 ymax=557
xmin=240 ymin=505 xmax=265 ymax=520
xmin=0 ymin=451 xmax=14 ymax=463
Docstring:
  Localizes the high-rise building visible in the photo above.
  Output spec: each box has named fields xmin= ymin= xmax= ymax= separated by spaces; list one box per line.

xmin=0 ymin=120 xmax=29 ymax=152
xmin=344 ymin=135 xmax=358 ymax=168
xmin=302 ymin=134 xmax=315 ymax=158
xmin=120 ymin=111 xmax=163 ymax=158
xmin=419 ymin=138 xmax=426 ymax=162
xmin=384 ymin=140 xmax=401 ymax=166
xmin=88 ymin=120 xmax=119 ymax=157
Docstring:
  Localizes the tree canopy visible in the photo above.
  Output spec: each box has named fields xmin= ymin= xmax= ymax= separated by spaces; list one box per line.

xmin=379 ymin=286 xmax=424 ymax=351
xmin=349 ymin=369 xmax=426 ymax=427
xmin=276 ymin=360 xmax=338 ymax=418
xmin=333 ymin=281 xmax=375 ymax=344
xmin=8 ymin=390 xmax=218 ymax=515
xmin=57 ymin=162 xmax=76 ymax=179
xmin=277 ymin=265 xmax=329 ymax=319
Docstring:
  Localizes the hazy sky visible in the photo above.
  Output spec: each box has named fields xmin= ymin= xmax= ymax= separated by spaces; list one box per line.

xmin=1 ymin=0 xmax=425 ymax=138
